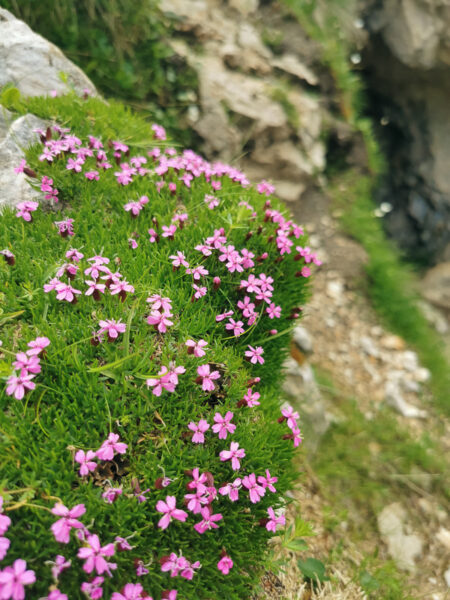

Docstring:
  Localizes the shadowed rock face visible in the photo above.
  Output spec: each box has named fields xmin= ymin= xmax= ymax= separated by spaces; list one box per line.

xmin=362 ymin=0 xmax=450 ymax=263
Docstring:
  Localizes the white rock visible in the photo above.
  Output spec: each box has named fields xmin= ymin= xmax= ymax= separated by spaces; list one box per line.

xmin=445 ymin=567 xmax=450 ymax=588
xmin=292 ymin=325 xmax=313 ymax=354
xmin=385 ymin=381 xmax=427 ymax=418
xmin=414 ymin=367 xmax=431 ymax=383
xmin=436 ymin=528 xmax=450 ymax=551
xmin=0 ymin=111 xmax=48 ymax=211
xmin=0 ymin=8 xmax=95 ymax=97
xmin=326 ymin=280 xmax=345 ymax=302
xmin=377 ymin=503 xmax=423 ymax=572
xmin=228 ymin=0 xmax=259 ymax=16
xmin=400 ymin=350 xmax=419 ymax=372
xmin=360 ymin=335 xmax=380 ymax=358
xmin=271 ymin=53 xmax=318 ymax=85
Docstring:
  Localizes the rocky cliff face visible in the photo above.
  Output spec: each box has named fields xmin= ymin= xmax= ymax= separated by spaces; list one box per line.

xmin=363 ymin=0 xmax=450 ymax=263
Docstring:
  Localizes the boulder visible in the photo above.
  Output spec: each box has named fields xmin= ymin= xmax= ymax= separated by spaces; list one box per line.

xmin=377 ymin=503 xmax=423 ymax=572
xmin=0 ymin=110 xmax=47 ymax=211
xmin=0 ymin=8 xmax=95 ymax=97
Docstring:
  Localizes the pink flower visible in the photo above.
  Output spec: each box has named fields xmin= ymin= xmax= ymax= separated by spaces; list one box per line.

xmin=81 ymin=576 xmax=104 ymax=599
xmin=55 ymin=282 xmax=81 ymax=302
xmin=26 ymin=336 xmax=50 ymax=356
xmin=219 ymin=442 xmax=246 ymax=470
xmin=124 ymin=201 xmax=143 ymax=217
xmin=146 ymin=365 xmax=184 ymax=396
xmin=128 ymin=238 xmax=138 ymax=249
xmin=115 ymin=537 xmax=133 ymax=551
xmin=161 ymin=591 xmax=177 ymax=600
xmin=225 ymin=318 xmax=244 ymax=337
xmin=111 ymin=583 xmax=147 ymax=600
xmin=266 ymin=303 xmax=281 ymax=319
xmin=188 ymin=419 xmax=210 ymax=444
xmin=54 ymin=218 xmax=74 ymax=237
xmin=67 ymin=157 xmax=84 ymax=172
xmin=196 ymin=364 xmax=220 ymax=392
xmin=212 ymin=412 xmax=235 ymax=439
xmin=5 ymin=372 xmax=36 ymax=400
xmin=194 ymin=505 xmax=222 ymax=534
xmin=14 ymin=159 xmax=26 ymax=174
xmin=85 ymin=280 xmax=106 ymax=300
xmin=51 ymin=502 xmax=86 ymax=544
xmin=0 ymin=498 xmax=11 ymax=536
xmin=51 ymin=555 xmax=71 ymax=581
xmin=0 ymin=559 xmax=35 ymax=600
xmin=257 ymin=180 xmax=275 ymax=196
xmin=186 ymin=265 xmax=209 ymax=280
xmin=97 ymin=319 xmax=126 ymax=341
xmin=218 ymin=478 xmax=241 ymax=502
xmin=146 ymin=311 xmax=173 ymax=333
xmin=0 ymin=537 xmax=10 ymax=560
xmin=185 ymin=339 xmax=208 ymax=357
xmin=242 ymin=473 xmax=266 ymax=503
xmin=192 ymin=284 xmax=207 ymax=300
xmin=162 ymin=224 xmax=177 ymax=239
xmin=265 ymin=507 xmax=286 ymax=532
xmin=245 ymin=345 xmax=264 ymax=364
xmin=169 ymin=251 xmax=189 ymax=269
xmin=110 ymin=279 xmax=134 ymax=300
xmin=217 ymin=554 xmax=233 ymax=575
xmin=152 ymin=124 xmax=166 ymax=140
xmin=258 ymin=469 xmax=278 ymax=493
xmin=77 ymin=534 xmax=116 ymax=575
xmin=148 ymin=228 xmax=159 ymax=243
xmin=280 ymin=405 xmax=299 ymax=430
xmin=47 ymin=589 xmax=68 ymax=600
xmin=96 ymin=433 xmax=127 ymax=461
xmin=156 ymin=496 xmax=188 ymax=530
xmin=15 ymin=200 xmax=38 ymax=222
xmin=75 ymin=450 xmax=97 ymax=477
xmin=216 ymin=310 xmax=233 ymax=322
xmin=241 ymin=388 xmax=260 ymax=408
xmin=204 ymin=194 xmax=219 ymax=209
xmin=13 ymin=352 xmax=41 ymax=375
xmin=102 ymin=487 xmax=123 ymax=504
xmin=85 ymin=171 xmax=100 ymax=181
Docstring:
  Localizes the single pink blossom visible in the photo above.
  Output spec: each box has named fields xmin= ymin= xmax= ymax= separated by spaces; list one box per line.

xmin=194 ymin=505 xmax=222 ymax=534
xmin=245 ymin=345 xmax=264 ymax=364
xmin=196 ymin=364 xmax=220 ymax=392
xmin=218 ymin=478 xmax=241 ymax=502
xmin=77 ymin=534 xmax=116 ymax=576
xmin=111 ymin=583 xmax=147 ymax=600
xmin=156 ymin=496 xmax=188 ymax=530
xmin=185 ymin=339 xmax=208 ymax=357
xmin=225 ymin=318 xmax=244 ymax=337
xmin=80 ymin=576 xmax=104 ymax=599
xmin=96 ymin=433 xmax=127 ymax=461
xmin=188 ymin=420 xmax=210 ymax=444
xmin=47 ymin=589 xmax=68 ymax=600
xmin=258 ymin=469 xmax=278 ymax=493
xmin=51 ymin=503 xmax=86 ymax=544
xmin=0 ymin=559 xmax=36 ymax=600
xmin=212 ymin=411 xmax=235 ymax=439
xmin=26 ymin=336 xmax=50 ymax=356
xmin=219 ymin=442 xmax=246 ymax=471
xmin=51 ymin=555 xmax=71 ymax=581
xmin=265 ymin=507 xmax=286 ymax=532
xmin=0 ymin=537 xmax=10 ymax=561
xmin=5 ymin=372 xmax=36 ymax=400
xmin=242 ymin=473 xmax=266 ymax=503
xmin=97 ymin=319 xmax=126 ymax=341
xmin=217 ymin=554 xmax=233 ymax=575
xmin=75 ymin=449 xmax=97 ymax=476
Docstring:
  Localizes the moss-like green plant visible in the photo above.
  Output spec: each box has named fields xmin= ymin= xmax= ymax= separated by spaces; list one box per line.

xmin=0 ymin=93 xmax=315 ymax=599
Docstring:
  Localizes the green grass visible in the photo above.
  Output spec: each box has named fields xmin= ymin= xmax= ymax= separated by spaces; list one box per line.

xmin=0 ymin=92 xmax=313 ymax=598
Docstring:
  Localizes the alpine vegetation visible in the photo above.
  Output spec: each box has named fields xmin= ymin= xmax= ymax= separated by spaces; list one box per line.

xmin=0 ymin=93 xmax=319 ymax=599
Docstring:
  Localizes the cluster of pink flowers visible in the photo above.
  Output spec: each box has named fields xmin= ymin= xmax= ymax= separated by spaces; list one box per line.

xmin=5 ymin=336 xmax=50 ymax=400
xmin=279 ymin=405 xmax=303 ymax=447
xmin=0 ymin=496 xmax=36 ymax=598
xmin=146 ymin=364 xmax=185 ymax=396
xmin=44 ymin=252 xmax=135 ymax=307
xmin=15 ymin=200 xmax=39 ymax=222
xmin=124 ymin=195 xmax=149 ymax=218
xmin=146 ymin=294 xmax=173 ymax=333
xmin=74 ymin=433 xmax=127 ymax=477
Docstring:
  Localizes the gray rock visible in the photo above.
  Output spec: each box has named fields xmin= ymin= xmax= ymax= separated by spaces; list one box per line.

xmin=385 ymin=381 xmax=427 ymax=418
xmin=377 ymin=503 xmax=423 ymax=572
xmin=422 ymin=262 xmax=450 ymax=311
xmin=292 ymin=325 xmax=313 ymax=354
xmin=0 ymin=8 xmax=95 ymax=97
xmin=0 ymin=110 xmax=47 ymax=211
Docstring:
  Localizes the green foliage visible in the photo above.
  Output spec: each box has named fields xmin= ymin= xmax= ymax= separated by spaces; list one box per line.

xmin=297 ymin=557 xmax=329 ymax=585
xmin=1 ymin=0 xmax=199 ymax=145
xmin=270 ymin=86 xmax=300 ymax=130
xmin=0 ymin=93 xmax=312 ymax=598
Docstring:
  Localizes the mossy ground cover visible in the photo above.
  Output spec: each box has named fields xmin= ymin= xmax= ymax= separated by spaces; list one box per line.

xmin=0 ymin=93 xmax=315 ymax=599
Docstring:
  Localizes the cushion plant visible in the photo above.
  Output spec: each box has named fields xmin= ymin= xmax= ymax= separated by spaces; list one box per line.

xmin=0 ymin=93 xmax=319 ymax=600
